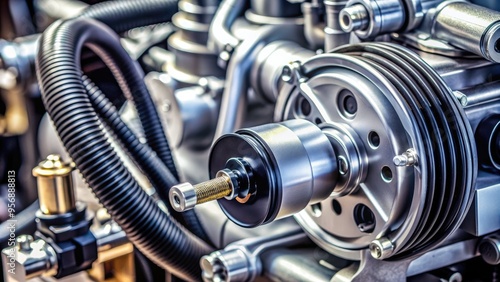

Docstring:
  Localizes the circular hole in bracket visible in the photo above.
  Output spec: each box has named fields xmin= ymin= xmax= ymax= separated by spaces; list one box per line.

xmin=173 ymin=194 xmax=181 ymax=209
xmin=337 ymin=89 xmax=357 ymax=119
xmin=296 ymin=96 xmax=312 ymax=117
xmin=332 ymin=199 xmax=342 ymax=215
xmin=353 ymin=204 xmax=375 ymax=233
xmin=381 ymin=166 xmax=393 ymax=182
xmin=368 ymin=131 xmax=380 ymax=148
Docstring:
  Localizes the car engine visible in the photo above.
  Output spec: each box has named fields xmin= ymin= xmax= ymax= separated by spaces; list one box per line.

xmin=0 ymin=0 xmax=500 ymax=281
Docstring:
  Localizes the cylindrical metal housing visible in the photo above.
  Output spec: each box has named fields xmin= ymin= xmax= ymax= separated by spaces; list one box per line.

xmin=432 ymin=1 xmax=500 ymax=62
xmin=343 ymin=0 xmax=405 ymax=39
xmin=167 ymin=0 xmax=224 ymax=86
xmin=250 ymin=0 xmax=302 ymax=18
xmin=32 ymin=154 xmax=76 ymax=215
xmin=324 ymin=0 xmax=351 ymax=50
xmin=209 ymin=119 xmax=338 ymax=227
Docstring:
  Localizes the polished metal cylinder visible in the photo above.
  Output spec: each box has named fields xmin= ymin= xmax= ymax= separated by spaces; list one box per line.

xmin=339 ymin=4 xmax=369 ymax=32
xmin=343 ymin=0 xmax=405 ymax=39
xmin=208 ymin=119 xmax=338 ymax=227
xmin=432 ymin=1 xmax=500 ymax=62
xmin=32 ymin=154 xmax=76 ymax=215
xmin=250 ymin=0 xmax=302 ymax=18
xmin=237 ymin=120 xmax=337 ymax=221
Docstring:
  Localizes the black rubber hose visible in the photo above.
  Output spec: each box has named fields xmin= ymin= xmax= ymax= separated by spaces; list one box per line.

xmin=36 ymin=18 xmax=212 ymax=280
xmin=77 ymin=0 xmax=213 ymax=240
xmin=76 ymin=0 xmax=180 ymax=180
xmin=83 ymin=76 xmax=211 ymax=244
xmin=78 ymin=0 xmax=179 ymax=34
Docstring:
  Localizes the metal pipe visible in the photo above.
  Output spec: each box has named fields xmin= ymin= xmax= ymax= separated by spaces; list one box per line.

xmin=262 ymin=249 xmax=338 ymax=282
xmin=339 ymin=0 xmax=405 ymax=39
xmin=461 ymin=80 xmax=500 ymax=107
xmin=213 ymin=24 xmax=305 ymax=139
xmin=324 ymin=0 xmax=350 ymax=50
xmin=207 ymin=0 xmax=245 ymax=55
xmin=302 ymin=2 xmax=326 ymax=49
xmin=339 ymin=4 xmax=369 ymax=32
xmin=201 ymin=230 xmax=309 ymax=282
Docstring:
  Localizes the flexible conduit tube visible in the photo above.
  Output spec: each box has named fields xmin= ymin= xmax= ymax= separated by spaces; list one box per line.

xmin=3 ymin=0 xmax=210 ymax=244
xmin=36 ymin=18 xmax=212 ymax=280
xmin=82 ymin=77 xmax=211 ymax=243
xmin=77 ymin=0 xmax=210 ymax=242
xmin=78 ymin=0 xmax=179 ymax=34
xmin=76 ymin=0 xmax=181 ymax=180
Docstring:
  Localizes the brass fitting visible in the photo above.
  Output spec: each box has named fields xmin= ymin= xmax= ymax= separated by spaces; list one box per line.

xmin=169 ymin=169 xmax=239 ymax=212
xmin=32 ymin=154 xmax=76 ymax=215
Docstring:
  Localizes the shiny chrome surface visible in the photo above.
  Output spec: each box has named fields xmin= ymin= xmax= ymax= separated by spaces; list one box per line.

xmin=431 ymin=1 xmax=500 ymax=62
xmin=276 ymin=54 xmax=417 ymax=258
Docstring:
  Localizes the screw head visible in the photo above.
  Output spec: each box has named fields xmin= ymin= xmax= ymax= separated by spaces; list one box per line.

xmin=393 ymin=155 xmax=408 ymax=166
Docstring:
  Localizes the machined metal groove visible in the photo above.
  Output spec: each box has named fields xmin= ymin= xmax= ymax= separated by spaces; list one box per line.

xmin=276 ymin=42 xmax=476 ymax=261
xmin=379 ymin=43 xmax=473 ymax=255
xmin=355 ymin=50 xmax=449 ymax=254
xmin=334 ymin=43 xmax=476 ymax=259
xmin=277 ymin=54 xmax=416 ymax=256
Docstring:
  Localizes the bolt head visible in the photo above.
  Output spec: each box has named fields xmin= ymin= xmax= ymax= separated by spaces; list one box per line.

xmin=369 ymin=238 xmax=394 ymax=259
xmin=281 ymin=65 xmax=293 ymax=83
xmin=16 ymin=235 xmax=34 ymax=251
xmin=393 ymin=155 xmax=408 ymax=166
xmin=370 ymin=244 xmax=382 ymax=258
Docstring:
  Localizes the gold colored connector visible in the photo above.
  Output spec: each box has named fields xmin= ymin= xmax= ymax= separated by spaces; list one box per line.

xmin=32 ymin=154 xmax=76 ymax=215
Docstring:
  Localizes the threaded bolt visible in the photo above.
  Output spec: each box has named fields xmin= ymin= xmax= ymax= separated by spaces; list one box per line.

xmin=194 ymin=175 xmax=232 ymax=204
xmin=169 ymin=169 xmax=239 ymax=212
